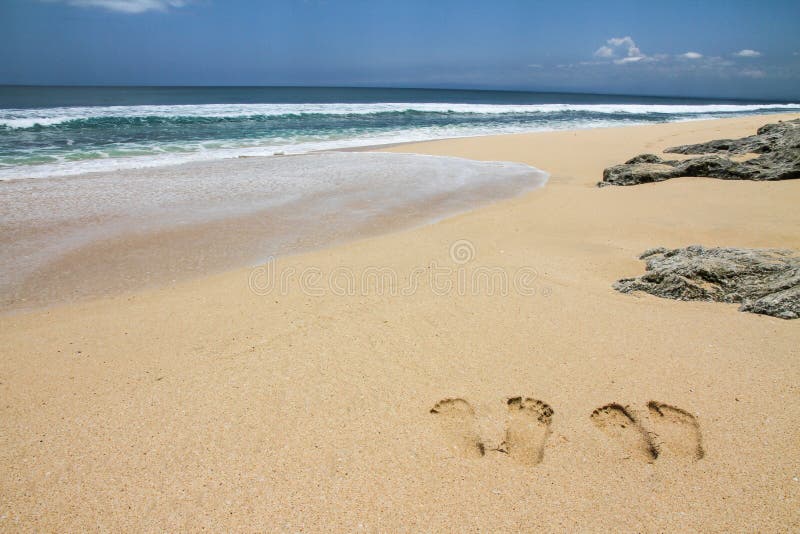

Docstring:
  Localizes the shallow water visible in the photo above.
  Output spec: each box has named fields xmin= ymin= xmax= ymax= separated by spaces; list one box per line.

xmin=0 ymin=151 xmax=547 ymax=311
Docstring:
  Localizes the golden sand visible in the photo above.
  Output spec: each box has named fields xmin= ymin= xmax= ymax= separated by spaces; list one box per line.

xmin=1 ymin=114 xmax=799 ymax=531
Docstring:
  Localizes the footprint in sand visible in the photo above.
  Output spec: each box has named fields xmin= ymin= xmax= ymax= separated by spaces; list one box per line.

xmin=500 ymin=397 xmax=554 ymax=466
xmin=591 ymin=403 xmax=659 ymax=462
xmin=430 ymin=398 xmax=485 ymax=458
xmin=647 ymin=401 xmax=705 ymax=460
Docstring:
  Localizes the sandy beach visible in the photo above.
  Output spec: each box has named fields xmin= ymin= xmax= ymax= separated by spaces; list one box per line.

xmin=1 ymin=114 xmax=799 ymax=531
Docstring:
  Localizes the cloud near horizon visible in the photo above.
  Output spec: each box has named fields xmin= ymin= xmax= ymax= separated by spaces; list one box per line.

xmin=560 ymin=37 xmax=781 ymax=84
xmin=46 ymin=0 xmax=191 ymax=13
xmin=594 ymin=36 xmax=648 ymax=64
xmin=590 ymin=38 xmax=772 ymax=69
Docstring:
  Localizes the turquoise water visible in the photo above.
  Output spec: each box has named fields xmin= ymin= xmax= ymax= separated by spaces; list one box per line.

xmin=1 ymin=86 xmax=798 ymax=179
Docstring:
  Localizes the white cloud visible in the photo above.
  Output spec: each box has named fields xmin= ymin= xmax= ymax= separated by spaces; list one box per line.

xmin=48 ymin=0 xmax=191 ymax=13
xmin=734 ymin=49 xmax=762 ymax=58
xmin=594 ymin=46 xmax=614 ymax=58
xmin=607 ymin=37 xmax=640 ymax=52
xmin=548 ymin=37 xmax=773 ymax=81
xmin=594 ymin=36 xmax=647 ymax=64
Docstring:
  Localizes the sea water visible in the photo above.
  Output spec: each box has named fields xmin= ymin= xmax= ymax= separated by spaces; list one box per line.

xmin=1 ymin=86 xmax=798 ymax=180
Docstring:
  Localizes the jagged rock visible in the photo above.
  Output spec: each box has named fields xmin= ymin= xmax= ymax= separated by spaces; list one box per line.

xmin=666 ymin=119 xmax=800 ymax=155
xmin=625 ymin=154 xmax=665 ymax=164
xmin=614 ymin=246 xmax=800 ymax=319
xmin=600 ymin=119 xmax=800 ymax=186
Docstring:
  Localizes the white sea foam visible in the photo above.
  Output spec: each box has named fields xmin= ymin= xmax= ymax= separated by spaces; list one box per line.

xmin=0 ymin=118 xmax=599 ymax=180
xmin=1 ymin=152 xmax=546 ymax=228
xmin=0 ymin=110 xmax=786 ymax=182
xmin=0 ymin=152 xmax=548 ymax=301
xmin=2 ymin=102 xmax=799 ymax=129
xmin=2 ymin=101 xmax=798 ymax=182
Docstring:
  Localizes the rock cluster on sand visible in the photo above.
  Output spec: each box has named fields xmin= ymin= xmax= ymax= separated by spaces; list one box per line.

xmin=600 ymin=119 xmax=800 ymax=186
xmin=614 ymin=246 xmax=800 ymax=319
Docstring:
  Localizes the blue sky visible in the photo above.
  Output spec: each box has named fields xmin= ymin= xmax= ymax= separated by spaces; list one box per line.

xmin=2 ymin=0 xmax=799 ymax=99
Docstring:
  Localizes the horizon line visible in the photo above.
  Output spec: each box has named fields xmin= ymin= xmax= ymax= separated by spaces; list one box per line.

xmin=0 ymin=83 xmax=795 ymax=104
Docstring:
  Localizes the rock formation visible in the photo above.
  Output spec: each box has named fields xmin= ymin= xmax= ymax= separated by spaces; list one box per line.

xmin=614 ymin=246 xmax=800 ymax=319
xmin=600 ymin=119 xmax=800 ymax=186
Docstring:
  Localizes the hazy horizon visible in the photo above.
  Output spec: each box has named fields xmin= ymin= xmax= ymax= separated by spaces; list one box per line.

xmin=0 ymin=84 xmax=795 ymax=105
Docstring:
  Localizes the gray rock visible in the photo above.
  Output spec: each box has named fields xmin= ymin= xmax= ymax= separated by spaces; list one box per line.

xmin=600 ymin=118 xmax=800 ymax=186
xmin=625 ymin=154 xmax=665 ymax=164
xmin=666 ymin=119 xmax=800 ymax=155
xmin=614 ymin=246 xmax=800 ymax=319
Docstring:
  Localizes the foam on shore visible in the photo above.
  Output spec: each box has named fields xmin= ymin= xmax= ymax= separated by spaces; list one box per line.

xmin=3 ymin=101 xmax=799 ymax=181
xmin=0 ymin=151 xmax=547 ymax=310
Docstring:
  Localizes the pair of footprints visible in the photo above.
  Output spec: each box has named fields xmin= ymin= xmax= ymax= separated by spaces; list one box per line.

xmin=430 ymin=397 xmax=704 ymax=465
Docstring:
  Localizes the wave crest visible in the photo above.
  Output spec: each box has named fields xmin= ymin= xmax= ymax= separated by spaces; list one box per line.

xmin=3 ymin=102 xmax=799 ymax=129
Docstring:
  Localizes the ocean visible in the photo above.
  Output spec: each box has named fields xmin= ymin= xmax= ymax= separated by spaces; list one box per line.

xmin=1 ymin=85 xmax=798 ymax=309
xmin=1 ymin=85 xmax=798 ymax=180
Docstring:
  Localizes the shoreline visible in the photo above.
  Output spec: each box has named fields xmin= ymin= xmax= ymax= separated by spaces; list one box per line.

xmin=1 ymin=113 xmax=799 ymax=530
xmin=0 ymin=152 xmax=547 ymax=315
xmin=3 ymin=107 xmax=799 ymax=182
xmin=3 ymin=112 xmax=798 ymax=316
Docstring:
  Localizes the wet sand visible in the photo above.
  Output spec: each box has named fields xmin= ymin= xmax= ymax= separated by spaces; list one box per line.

xmin=0 ymin=152 xmax=544 ymax=312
